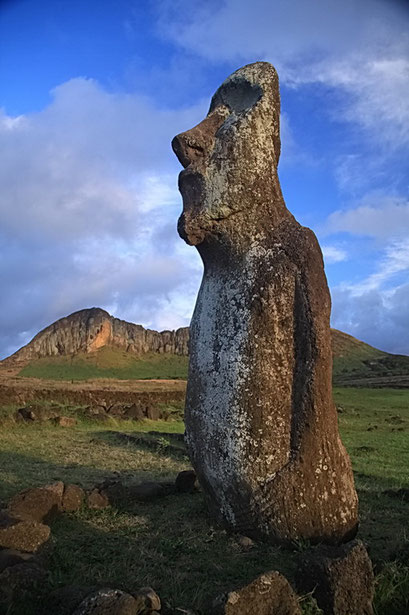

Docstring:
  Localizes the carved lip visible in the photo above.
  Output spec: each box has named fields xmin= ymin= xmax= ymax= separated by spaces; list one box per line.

xmin=178 ymin=168 xmax=205 ymax=205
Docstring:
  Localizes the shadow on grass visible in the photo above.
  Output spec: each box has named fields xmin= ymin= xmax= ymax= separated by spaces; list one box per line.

xmin=1 ymin=440 xmax=408 ymax=615
xmin=89 ymin=429 xmax=188 ymax=461
xmin=5 ymin=488 xmax=299 ymax=615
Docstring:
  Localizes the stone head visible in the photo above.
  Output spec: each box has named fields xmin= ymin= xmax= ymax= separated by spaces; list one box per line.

xmin=172 ymin=62 xmax=282 ymax=249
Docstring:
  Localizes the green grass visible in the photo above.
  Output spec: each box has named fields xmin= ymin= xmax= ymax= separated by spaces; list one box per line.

xmin=0 ymin=389 xmax=408 ymax=614
xmin=17 ymin=340 xmax=409 ymax=387
xmin=19 ymin=348 xmax=189 ymax=381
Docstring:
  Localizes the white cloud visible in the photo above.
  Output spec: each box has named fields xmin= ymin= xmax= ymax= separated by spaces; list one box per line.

xmin=340 ymin=239 xmax=409 ymax=296
xmin=0 ymin=79 xmax=205 ymax=358
xmin=331 ymin=281 xmax=409 ymax=355
xmin=326 ymin=196 xmax=409 ymax=239
xmin=158 ymin=0 xmax=409 ymax=146
xmin=322 ymin=245 xmax=348 ymax=264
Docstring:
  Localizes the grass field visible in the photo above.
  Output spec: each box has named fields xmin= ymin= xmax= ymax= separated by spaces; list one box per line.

xmin=18 ymin=348 xmax=189 ymax=381
xmin=16 ymin=335 xmax=409 ymax=387
xmin=0 ymin=388 xmax=408 ymax=614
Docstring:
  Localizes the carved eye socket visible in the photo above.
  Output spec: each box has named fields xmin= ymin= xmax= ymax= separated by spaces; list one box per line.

xmin=209 ymin=77 xmax=263 ymax=115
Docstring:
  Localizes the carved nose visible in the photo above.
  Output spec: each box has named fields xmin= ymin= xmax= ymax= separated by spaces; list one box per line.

xmin=172 ymin=130 xmax=206 ymax=169
xmin=172 ymin=109 xmax=230 ymax=168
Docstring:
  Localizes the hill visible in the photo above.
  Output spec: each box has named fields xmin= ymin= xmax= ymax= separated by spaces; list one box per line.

xmin=5 ymin=307 xmax=189 ymax=364
xmin=2 ymin=308 xmax=409 ymax=386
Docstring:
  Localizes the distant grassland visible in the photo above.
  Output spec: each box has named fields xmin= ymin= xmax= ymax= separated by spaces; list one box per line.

xmin=19 ymin=347 xmax=189 ymax=380
xmin=18 ymin=341 xmax=409 ymax=387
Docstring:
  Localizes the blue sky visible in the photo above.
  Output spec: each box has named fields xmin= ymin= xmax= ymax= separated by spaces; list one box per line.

xmin=1 ymin=0 xmax=409 ymax=358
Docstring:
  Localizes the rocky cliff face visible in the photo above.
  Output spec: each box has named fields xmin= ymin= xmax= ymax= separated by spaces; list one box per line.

xmin=6 ymin=308 xmax=189 ymax=363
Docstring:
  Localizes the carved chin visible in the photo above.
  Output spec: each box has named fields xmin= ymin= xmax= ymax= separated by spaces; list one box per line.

xmin=177 ymin=212 xmax=206 ymax=246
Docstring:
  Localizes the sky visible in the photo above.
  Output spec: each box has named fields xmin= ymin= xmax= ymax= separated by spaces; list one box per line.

xmin=1 ymin=0 xmax=409 ymax=359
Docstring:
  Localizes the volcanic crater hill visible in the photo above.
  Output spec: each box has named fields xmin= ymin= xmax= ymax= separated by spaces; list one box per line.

xmin=5 ymin=307 xmax=189 ymax=365
xmin=2 ymin=307 xmax=409 ymax=387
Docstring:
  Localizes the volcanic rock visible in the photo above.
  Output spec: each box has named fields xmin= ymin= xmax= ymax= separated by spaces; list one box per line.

xmin=175 ymin=470 xmax=199 ymax=493
xmin=173 ymin=61 xmax=358 ymax=543
xmin=72 ymin=588 xmax=142 ymax=615
xmin=213 ymin=570 xmax=301 ymax=614
xmin=0 ymin=511 xmax=50 ymax=552
xmin=296 ymin=539 xmax=374 ymax=615
xmin=62 ymin=484 xmax=85 ymax=512
xmin=7 ymin=483 xmax=63 ymax=522
xmin=6 ymin=307 xmax=189 ymax=363
xmin=86 ymin=489 xmax=110 ymax=509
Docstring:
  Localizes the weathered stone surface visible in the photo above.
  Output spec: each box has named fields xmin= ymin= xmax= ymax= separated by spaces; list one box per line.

xmin=86 ymin=489 xmax=110 ymax=509
xmin=7 ymin=483 xmax=62 ymax=522
xmin=73 ymin=588 xmax=141 ymax=615
xmin=62 ymin=484 xmax=85 ymax=512
xmin=6 ymin=307 xmax=189 ymax=363
xmin=0 ymin=512 xmax=50 ymax=552
xmin=296 ymin=540 xmax=374 ymax=615
xmin=173 ymin=61 xmax=358 ymax=543
xmin=175 ymin=470 xmax=199 ymax=493
xmin=213 ymin=571 xmax=301 ymax=614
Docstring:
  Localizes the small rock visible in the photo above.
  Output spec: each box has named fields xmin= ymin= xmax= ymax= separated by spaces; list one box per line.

xmin=73 ymin=588 xmax=140 ymax=615
xmin=132 ymin=587 xmax=161 ymax=612
xmin=296 ymin=539 xmax=374 ymax=615
xmin=62 ymin=484 xmax=85 ymax=512
xmin=175 ymin=470 xmax=198 ymax=493
xmin=44 ymin=480 xmax=65 ymax=498
xmin=89 ymin=405 xmax=107 ymax=415
xmin=236 ymin=535 xmax=255 ymax=549
xmin=8 ymin=483 xmax=62 ymax=523
xmin=108 ymin=403 xmax=126 ymax=417
xmin=0 ymin=549 xmax=36 ymax=573
xmin=146 ymin=405 xmax=160 ymax=420
xmin=86 ymin=489 xmax=110 ymax=509
xmin=53 ymin=416 xmax=77 ymax=427
xmin=123 ymin=404 xmax=145 ymax=421
xmin=16 ymin=405 xmax=59 ymax=423
xmin=0 ymin=512 xmax=50 ymax=552
xmin=213 ymin=570 xmax=301 ymax=614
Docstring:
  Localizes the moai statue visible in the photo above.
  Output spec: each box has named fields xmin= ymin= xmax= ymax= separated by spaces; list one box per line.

xmin=172 ymin=62 xmax=358 ymax=544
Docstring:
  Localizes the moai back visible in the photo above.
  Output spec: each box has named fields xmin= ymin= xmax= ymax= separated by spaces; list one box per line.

xmin=172 ymin=62 xmax=358 ymax=544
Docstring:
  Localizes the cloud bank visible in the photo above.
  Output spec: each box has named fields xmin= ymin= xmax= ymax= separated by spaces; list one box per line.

xmin=0 ymin=79 xmax=204 ymax=358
